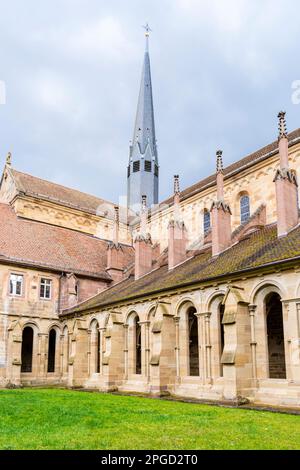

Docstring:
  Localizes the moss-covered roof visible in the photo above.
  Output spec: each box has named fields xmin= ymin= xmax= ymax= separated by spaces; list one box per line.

xmin=61 ymin=224 xmax=300 ymax=316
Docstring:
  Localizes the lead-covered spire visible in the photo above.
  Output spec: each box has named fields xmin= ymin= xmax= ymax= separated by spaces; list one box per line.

xmin=130 ymin=24 xmax=157 ymax=162
xmin=127 ymin=25 xmax=159 ymax=213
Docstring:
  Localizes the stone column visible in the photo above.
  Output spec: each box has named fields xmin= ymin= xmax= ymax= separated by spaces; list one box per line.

xmin=248 ymin=304 xmax=258 ymax=386
xmin=60 ymin=334 xmax=64 ymax=379
xmin=123 ymin=324 xmax=129 ymax=380
xmin=87 ymin=329 xmax=91 ymax=377
xmin=194 ymin=313 xmax=204 ymax=383
xmin=282 ymin=299 xmax=300 ymax=382
xmin=204 ymin=312 xmax=212 ymax=384
xmin=139 ymin=321 xmax=149 ymax=378
xmin=173 ymin=316 xmax=180 ymax=382
xmin=139 ymin=320 xmax=150 ymax=379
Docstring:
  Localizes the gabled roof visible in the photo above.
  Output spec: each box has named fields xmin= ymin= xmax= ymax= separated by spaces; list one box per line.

xmin=0 ymin=203 xmax=133 ymax=279
xmin=162 ymin=128 xmax=300 ymax=206
xmin=9 ymin=168 xmax=130 ymax=221
xmin=62 ymin=223 xmax=300 ymax=315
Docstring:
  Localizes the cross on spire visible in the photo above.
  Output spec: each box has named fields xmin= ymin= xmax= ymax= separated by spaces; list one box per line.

xmin=142 ymin=23 xmax=152 ymax=51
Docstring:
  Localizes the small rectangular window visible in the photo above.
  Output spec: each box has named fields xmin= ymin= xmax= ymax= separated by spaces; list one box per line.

xmin=154 ymin=164 xmax=159 ymax=177
xmin=40 ymin=278 xmax=52 ymax=299
xmin=9 ymin=274 xmax=23 ymax=296
xmin=133 ymin=161 xmax=140 ymax=172
xmin=144 ymin=160 xmax=152 ymax=172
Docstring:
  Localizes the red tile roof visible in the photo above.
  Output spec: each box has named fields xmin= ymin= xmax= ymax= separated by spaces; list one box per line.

xmin=0 ymin=203 xmax=133 ymax=279
xmin=10 ymin=168 xmax=130 ymax=221
xmin=62 ymin=223 xmax=300 ymax=315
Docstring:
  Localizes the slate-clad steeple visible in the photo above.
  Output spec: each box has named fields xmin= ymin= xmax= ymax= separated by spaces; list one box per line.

xmin=127 ymin=24 xmax=159 ymax=213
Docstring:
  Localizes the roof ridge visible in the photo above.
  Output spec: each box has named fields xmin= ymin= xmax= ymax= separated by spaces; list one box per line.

xmin=160 ymin=128 xmax=300 ymax=207
xmin=11 ymin=168 xmax=115 ymax=206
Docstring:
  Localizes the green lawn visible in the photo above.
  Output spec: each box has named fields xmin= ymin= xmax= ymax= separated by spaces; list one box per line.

xmin=0 ymin=388 xmax=299 ymax=450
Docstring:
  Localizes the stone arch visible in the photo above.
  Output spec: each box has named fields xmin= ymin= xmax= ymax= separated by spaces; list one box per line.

xmin=126 ymin=311 xmax=141 ymax=375
xmin=21 ymin=320 xmax=40 ymax=332
xmin=47 ymin=328 xmax=57 ymax=373
xmin=176 ymin=299 xmax=199 ymax=377
xmin=250 ymin=281 xmax=287 ymax=380
xmin=21 ymin=326 xmax=34 ymax=373
xmin=175 ymin=296 xmax=197 ymax=316
xmin=206 ymin=291 xmax=226 ymax=378
xmin=250 ymin=280 xmax=287 ymax=305
xmin=205 ymin=290 xmax=226 ymax=312
xmin=146 ymin=303 xmax=157 ymax=321
xmin=265 ymin=292 xmax=286 ymax=379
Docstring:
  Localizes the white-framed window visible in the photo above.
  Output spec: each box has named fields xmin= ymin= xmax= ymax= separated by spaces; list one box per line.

xmin=40 ymin=278 xmax=52 ymax=300
xmin=9 ymin=274 xmax=23 ymax=296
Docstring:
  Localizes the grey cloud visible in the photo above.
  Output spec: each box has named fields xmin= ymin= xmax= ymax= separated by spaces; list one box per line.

xmin=0 ymin=0 xmax=299 ymax=203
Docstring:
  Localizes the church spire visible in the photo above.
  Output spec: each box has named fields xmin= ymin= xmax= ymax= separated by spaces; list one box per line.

xmin=127 ymin=24 xmax=159 ymax=213
xmin=131 ymin=23 xmax=157 ymax=161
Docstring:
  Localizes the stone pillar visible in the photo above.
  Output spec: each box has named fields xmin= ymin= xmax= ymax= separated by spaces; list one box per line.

xmin=221 ymin=289 xmax=253 ymax=401
xmin=274 ymin=112 xmax=298 ymax=237
xmin=282 ymin=299 xmax=300 ymax=382
xmin=248 ymin=304 xmax=258 ymax=386
xmin=6 ymin=322 xmax=22 ymax=387
xmin=60 ymin=334 xmax=64 ymax=379
xmin=101 ymin=314 xmax=124 ymax=391
xmin=145 ymin=320 xmax=151 ymax=383
xmin=87 ymin=329 xmax=91 ymax=377
xmin=139 ymin=321 xmax=149 ymax=377
xmin=173 ymin=316 xmax=180 ymax=382
xmin=210 ymin=151 xmax=232 ymax=257
xmin=123 ymin=324 xmax=129 ymax=380
xmin=134 ymin=195 xmax=153 ymax=280
xmin=204 ymin=312 xmax=212 ymax=384
xmin=149 ymin=302 xmax=176 ymax=396
xmin=69 ymin=320 xmax=89 ymax=388
xmin=196 ymin=313 xmax=205 ymax=383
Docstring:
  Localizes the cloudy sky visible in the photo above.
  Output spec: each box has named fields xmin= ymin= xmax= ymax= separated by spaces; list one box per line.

xmin=0 ymin=0 xmax=299 ymax=204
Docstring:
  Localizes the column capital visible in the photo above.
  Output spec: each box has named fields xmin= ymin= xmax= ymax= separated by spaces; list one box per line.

xmin=196 ymin=311 xmax=210 ymax=317
xmin=248 ymin=304 xmax=257 ymax=314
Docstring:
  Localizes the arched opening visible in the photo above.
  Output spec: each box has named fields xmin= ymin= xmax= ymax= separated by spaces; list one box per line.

xmin=219 ymin=304 xmax=225 ymax=376
xmin=188 ymin=307 xmax=199 ymax=376
xmin=265 ymin=293 xmax=286 ymax=379
xmin=47 ymin=329 xmax=56 ymax=373
xmin=203 ymin=209 xmax=211 ymax=234
xmin=90 ymin=320 xmax=100 ymax=375
xmin=21 ymin=327 xmax=34 ymax=373
xmin=135 ymin=317 xmax=141 ymax=375
xmin=240 ymin=194 xmax=250 ymax=224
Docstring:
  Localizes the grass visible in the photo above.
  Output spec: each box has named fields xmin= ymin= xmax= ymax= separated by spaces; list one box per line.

xmin=0 ymin=388 xmax=299 ymax=450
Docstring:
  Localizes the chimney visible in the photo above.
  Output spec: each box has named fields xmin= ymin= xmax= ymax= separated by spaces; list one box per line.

xmin=134 ymin=195 xmax=153 ymax=280
xmin=210 ymin=150 xmax=232 ymax=256
xmin=274 ymin=111 xmax=298 ymax=237
xmin=107 ymin=206 xmax=125 ymax=282
xmin=168 ymin=175 xmax=187 ymax=269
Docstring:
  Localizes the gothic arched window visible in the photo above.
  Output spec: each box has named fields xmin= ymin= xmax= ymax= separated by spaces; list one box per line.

xmin=203 ymin=210 xmax=211 ymax=234
xmin=240 ymin=195 xmax=250 ymax=224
